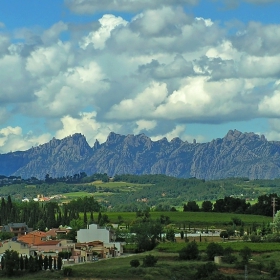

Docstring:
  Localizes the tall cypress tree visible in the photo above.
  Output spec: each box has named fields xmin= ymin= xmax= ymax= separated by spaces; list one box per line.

xmin=57 ymin=256 xmax=62 ymax=270
xmin=48 ymin=256 xmax=53 ymax=270
xmin=43 ymin=255 xmax=48 ymax=270
xmin=38 ymin=255 xmax=43 ymax=270
xmin=20 ymin=255 xmax=24 ymax=271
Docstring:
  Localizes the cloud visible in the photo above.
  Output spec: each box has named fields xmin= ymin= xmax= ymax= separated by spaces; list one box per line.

xmin=232 ymin=22 xmax=280 ymax=56
xmin=0 ymin=33 xmax=10 ymax=56
xmin=64 ymin=0 xmax=198 ymax=14
xmin=2 ymin=4 xmax=280 ymax=152
xmin=0 ymin=108 xmax=10 ymax=125
xmin=42 ymin=21 xmax=68 ymax=45
xmin=214 ymin=0 xmax=280 ymax=10
xmin=80 ymin=14 xmax=128 ymax=50
xmin=106 ymin=82 xmax=168 ymax=120
xmin=133 ymin=120 xmax=157 ymax=135
xmin=138 ymin=54 xmax=195 ymax=80
xmin=258 ymin=82 xmax=280 ymax=117
xmin=23 ymin=60 xmax=108 ymax=118
xmin=0 ymin=126 xmax=51 ymax=153
xmin=55 ymin=112 xmax=122 ymax=145
xmin=105 ymin=13 xmax=222 ymax=55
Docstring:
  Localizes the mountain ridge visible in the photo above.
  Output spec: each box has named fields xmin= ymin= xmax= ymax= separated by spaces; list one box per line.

xmin=1 ymin=129 xmax=280 ymax=180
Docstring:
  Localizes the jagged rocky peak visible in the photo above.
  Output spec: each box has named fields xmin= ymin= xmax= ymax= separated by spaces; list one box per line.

xmin=224 ymin=129 xmax=243 ymax=141
xmin=93 ymin=139 xmax=101 ymax=150
xmin=156 ymin=137 xmax=168 ymax=144
xmin=106 ymin=132 xmax=125 ymax=144
xmin=170 ymin=137 xmax=183 ymax=145
xmin=260 ymin=134 xmax=266 ymax=141
xmin=123 ymin=133 xmax=152 ymax=147
xmin=62 ymin=133 xmax=91 ymax=148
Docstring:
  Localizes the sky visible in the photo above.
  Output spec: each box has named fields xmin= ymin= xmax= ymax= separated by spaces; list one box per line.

xmin=1 ymin=0 xmax=280 ymax=153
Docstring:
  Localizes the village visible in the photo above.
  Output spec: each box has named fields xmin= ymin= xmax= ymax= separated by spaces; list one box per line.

xmin=0 ymin=222 xmax=126 ymax=267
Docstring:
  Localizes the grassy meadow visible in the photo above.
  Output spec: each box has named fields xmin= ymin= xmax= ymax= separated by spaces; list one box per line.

xmin=103 ymin=211 xmax=272 ymax=228
xmin=2 ymin=248 xmax=280 ymax=280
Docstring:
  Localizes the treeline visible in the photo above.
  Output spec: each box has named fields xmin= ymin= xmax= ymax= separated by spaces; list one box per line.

xmin=1 ymin=250 xmax=65 ymax=277
xmin=184 ymin=193 xmax=279 ymax=217
xmin=0 ymin=172 xmax=110 ymax=186
xmin=0 ymin=196 xmax=101 ymax=230
xmin=0 ymin=182 xmax=97 ymax=199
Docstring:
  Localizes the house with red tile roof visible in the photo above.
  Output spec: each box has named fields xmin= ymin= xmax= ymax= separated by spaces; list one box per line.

xmin=17 ymin=230 xmax=47 ymax=246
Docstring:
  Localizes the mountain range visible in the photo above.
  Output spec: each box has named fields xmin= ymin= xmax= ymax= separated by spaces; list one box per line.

xmin=1 ymin=129 xmax=280 ymax=180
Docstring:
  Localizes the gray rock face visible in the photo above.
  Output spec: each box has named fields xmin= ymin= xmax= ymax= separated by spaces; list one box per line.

xmin=1 ymin=129 xmax=280 ymax=180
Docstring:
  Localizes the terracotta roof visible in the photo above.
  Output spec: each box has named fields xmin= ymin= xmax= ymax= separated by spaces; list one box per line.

xmin=45 ymin=228 xmax=70 ymax=237
xmin=28 ymin=231 xmax=47 ymax=237
xmin=34 ymin=240 xmax=61 ymax=246
xmin=17 ymin=231 xmax=47 ymax=244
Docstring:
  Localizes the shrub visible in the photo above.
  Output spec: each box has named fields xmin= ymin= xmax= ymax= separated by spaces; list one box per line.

xmin=129 ymin=267 xmax=144 ymax=275
xmin=63 ymin=267 xmax=73 ymax=277
xmin=220 ymin=231 xmax=229 ymax=239
xmin=239 ymin=246 xmax=252 ymax=265
xmin=223 ymin=246 xmax=237 ymax=264
xmin=243 ymin=235 xmax=249 ymax=241
xmin=195 ymin=262 xmax=218 ymax=279
xmin=250 ymin=234 xmax=262 ymax=243
xmin=143 ymin=274 xmax=154 ymax=280
xmin=179 ymin=241 xmax=199 ymax=260
xmin=206 ymin=242 xmax=224 ymax=261
xmin=142 ymin=255 xmax=158 ymax=267
xmin=130 ymin=259 xmax=140 ymax=268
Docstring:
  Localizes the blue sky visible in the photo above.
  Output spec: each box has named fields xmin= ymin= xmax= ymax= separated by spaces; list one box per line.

xmin=1 ymin=0 xmax=280 ymax=152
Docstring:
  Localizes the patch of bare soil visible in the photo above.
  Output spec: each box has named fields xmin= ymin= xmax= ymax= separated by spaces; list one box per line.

xmin=219 ymin=267 xmax=243 ymax=275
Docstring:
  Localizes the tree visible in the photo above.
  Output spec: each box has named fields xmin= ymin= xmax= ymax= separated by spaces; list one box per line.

xmin=57 ymin=256 xmax=62 ymax=270
xmin=99 ymin=214 xmax=109 ymax=226
xmin=43 ymin=255 xmax=49 ymax=270
xmin=179 ymin=241 xmax=199 ymax=260
xmin=20 ymin=255 xmax=24 ymax=271
xmin=130 ymin=259 xmax=140 ymax=267
xmin=142 ymin=254 xmax=158 ymax=267
xmin=220 ymin=231 xmax=229 ymax=239
xmin=166 ymin=228 xmax=175 ymax=242
xmin=24 ymin=256 xmax=29 ymax=271
xmin=239 ymin=246 xmax=252 ymax=265
xmin=201 ymin=200 xmax=213 ymax=212
xmin=53 ymin=257 xmax=57 ymax=270
xmin=48 ymin=255 xmax=53 ymax=270
xmin=3 ymin=249 xmax=19 ymax=276
xmin=206 ymin=242 xmax=224 ymax=261
xmin=130 ymin=220 xmax=162 ymax=252
xmin=223 ymin=246 xmax=237 ymax=264
xmin=36 ymin=219 xmax=46 ymax=231
xmin=38 ymin=255 xmax=43 ymax=270
xmin=195 ymin=262 xmax=218 ymax=279
xmin=183 ymin=201 xmax=199 ymax=212
xmin=0 ymin=232 xmax=13 ymax=241
xmin=180 ymin=231 xmax=184 ymax=240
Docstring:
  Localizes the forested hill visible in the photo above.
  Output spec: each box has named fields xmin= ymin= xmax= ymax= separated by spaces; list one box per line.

xmin=1 ymin=129 xmax=280 ymax=180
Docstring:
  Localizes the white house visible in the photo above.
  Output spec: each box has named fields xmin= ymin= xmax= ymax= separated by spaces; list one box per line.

xmin=76 ymin=224 xmax=125 ymax=256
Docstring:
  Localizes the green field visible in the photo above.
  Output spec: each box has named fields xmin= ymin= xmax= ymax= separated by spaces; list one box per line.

xmin=89 ymin=180 xmax=153 ymax=188
xmin=105 ymin=211 xmax=272 ymax=227
xmin=156 ymin=241 xmax=280 ymax=253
